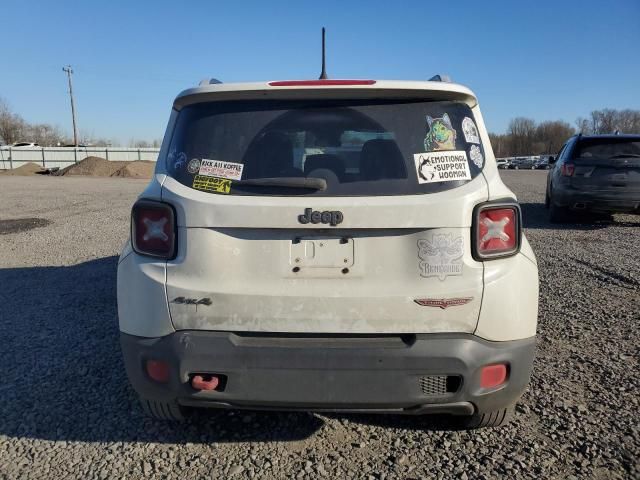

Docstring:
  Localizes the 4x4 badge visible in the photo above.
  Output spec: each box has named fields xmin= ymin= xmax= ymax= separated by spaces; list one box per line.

xmin=298 ymin=208 xmax=343 ymax=226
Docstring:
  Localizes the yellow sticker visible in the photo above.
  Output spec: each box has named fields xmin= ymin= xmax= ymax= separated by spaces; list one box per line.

xmin=192 ymin=175 xmax=232 ymax=194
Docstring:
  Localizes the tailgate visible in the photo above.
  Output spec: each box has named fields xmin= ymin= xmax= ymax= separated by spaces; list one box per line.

xmin=572 ymin=158 xmax=640 ymax=192
xmin=164 ymin=177 xmax=487 ymax=334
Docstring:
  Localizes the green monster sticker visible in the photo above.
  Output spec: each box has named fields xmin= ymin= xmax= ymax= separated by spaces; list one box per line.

xmin=424 ymin=113 xmax=457 ymax=151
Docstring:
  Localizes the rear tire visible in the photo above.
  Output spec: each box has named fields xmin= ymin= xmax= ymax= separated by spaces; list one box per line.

xmin=140 ymin=397 xmax=186 ymax=422
xmin=460 ymin=405 xmax=514 ymax=429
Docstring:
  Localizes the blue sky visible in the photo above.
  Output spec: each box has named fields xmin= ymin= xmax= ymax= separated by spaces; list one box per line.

xmin=1 ymin=0 xmax=638 ymax=144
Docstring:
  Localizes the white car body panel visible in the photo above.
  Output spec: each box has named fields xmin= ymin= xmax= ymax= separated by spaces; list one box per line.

xmin=117 ymin=252 xmax=174 ymax=337
xmin=166 ymin=226 xmax=484 ymax=334
xmin=475 ymin=252 xmax=539 ymax=341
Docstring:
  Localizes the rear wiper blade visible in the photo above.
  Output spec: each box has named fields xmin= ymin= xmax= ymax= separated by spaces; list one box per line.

xmin=610 ymin=153 xmax=640 ymax=158
xmin=234 ymin=177 xmax=327 ymax=190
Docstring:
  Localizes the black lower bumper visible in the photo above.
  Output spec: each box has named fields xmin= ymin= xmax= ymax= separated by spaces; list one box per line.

xmin=120 ymin=331 xmax=535 ymax=415
xmin=554 ymin=188 xmax=640 ymax=213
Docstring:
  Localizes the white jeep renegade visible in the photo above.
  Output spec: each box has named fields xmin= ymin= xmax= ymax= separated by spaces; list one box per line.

xmin=118 ymin=77 xmax=538 ymax=428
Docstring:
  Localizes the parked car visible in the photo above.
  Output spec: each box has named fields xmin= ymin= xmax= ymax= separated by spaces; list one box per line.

xmin=546 ymin=134 xmax=640 ymax=222
xmin=496 ymin=158 xmax=509 ymax=169
xmin=118 ymin=76 xmax=539 ymax=428
xmin=507 ymin=158 xmax=526 ymax=169
xmin=10 ymin=142 xmax=39 ymax=148
xmin=534 ymin=157 xmax=550 ymax=169
xmin=512 ymin=157 xmax=536 ymax=169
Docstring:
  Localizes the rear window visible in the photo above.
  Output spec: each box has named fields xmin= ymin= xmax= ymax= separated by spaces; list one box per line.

xmin=166 ymin=99 xmax=486 ymax=196
xmin=573 ymin=138 xmax=640 ymax=160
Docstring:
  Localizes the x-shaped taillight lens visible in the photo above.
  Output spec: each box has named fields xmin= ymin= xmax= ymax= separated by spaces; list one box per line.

xmin=474 ymin=204 xmax=521 ymax=259
xmin=131 ymin=200 xmax=176 ymax=259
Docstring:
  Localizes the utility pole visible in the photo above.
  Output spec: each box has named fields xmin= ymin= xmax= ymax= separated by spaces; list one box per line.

xmin=62 ymin=65 xmax=79 ymax=146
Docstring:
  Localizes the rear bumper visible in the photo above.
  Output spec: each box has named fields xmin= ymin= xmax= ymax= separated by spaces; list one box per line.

xmin=121 ymin=331 xmax=535 ymax=415
xmin=553 ymin=187 xmax=640 ymax=213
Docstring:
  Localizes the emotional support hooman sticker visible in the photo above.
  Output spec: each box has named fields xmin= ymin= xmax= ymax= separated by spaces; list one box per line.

xmin=462 ymin=117 xmax=480 ymax=144
xmin=469 ymin=145 xmax=484 ymax=168
xmin=414 ymin=151 xmax=471 ymax=184
xmin=199 ymin=159 xmax=244 ymax=181
xmin=192 ymin=175 xmax=232 ymax=194
xmin=417 ymin=233 xmax=464 ymax=280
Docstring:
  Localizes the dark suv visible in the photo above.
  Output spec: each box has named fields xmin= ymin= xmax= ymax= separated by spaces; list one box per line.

xmin=545 ymin=134 xmax=640 ymax=222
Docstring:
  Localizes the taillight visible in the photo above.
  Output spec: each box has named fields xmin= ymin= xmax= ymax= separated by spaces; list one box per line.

xmin=560 ymin=163 xmax=575 ymax=176
xmin=131 ymin=200 xmax=176 ymax=259
xmin=472 ymin=202 xmax=521 ymax=260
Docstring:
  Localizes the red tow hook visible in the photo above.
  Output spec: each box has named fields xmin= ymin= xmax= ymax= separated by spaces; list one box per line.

xmin=191 ymin=374 xmax=220 ymax=391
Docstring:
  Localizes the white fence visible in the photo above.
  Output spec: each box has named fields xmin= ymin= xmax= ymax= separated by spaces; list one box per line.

xmin=0 ymin=147 xmax=160 ymax=170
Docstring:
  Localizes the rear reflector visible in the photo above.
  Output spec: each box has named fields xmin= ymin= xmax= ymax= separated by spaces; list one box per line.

xmin=473 ymin=202 xmax=521 ymax=260
xmin=131 ymin=200 xmax=176 ymax=259
xmin=480 ymin=364 xmax=508 ymax=389
xmin=269 ymin=79 xmax=376 ymax=87
xmin=146 ymin=360 xmax=170 ymax=383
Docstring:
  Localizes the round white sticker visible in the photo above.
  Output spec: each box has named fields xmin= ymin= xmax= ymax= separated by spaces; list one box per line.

xmin=187 ymin=158 xmax=201 ymax=174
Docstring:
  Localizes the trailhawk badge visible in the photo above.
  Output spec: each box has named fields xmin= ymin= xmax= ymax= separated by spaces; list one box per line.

xmin=414 ymin=297 xmax=473 ymax=309
xmin=417 ymin=233 xmax=464 ymax=280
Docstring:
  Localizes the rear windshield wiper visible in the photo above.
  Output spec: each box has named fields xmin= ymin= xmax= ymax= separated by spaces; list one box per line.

xmin=609 ymin=153 xmax=640 ymax=159
xmin=233 ymin=177 xmax=327 ymax=190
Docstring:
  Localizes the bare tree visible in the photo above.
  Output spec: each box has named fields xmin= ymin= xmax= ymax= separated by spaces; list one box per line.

xmin=577 ymin=109 xmax=640 ymax=135
xmin=535 ymin=121 xmax=575 ymax=155
xmin=616 ymin=109 xmax=640 ymax=133
xmin=27 ymin=123 xmax=65 ymax=146
xmin=488 ymin=133 xmax=510 ymax=158
xmin=0 ymin=98 xmax=27 ymax=145
xmin=507 ymin=117 xmax=537 ymax=156
xmin=128 ymin=139 xmax=151 ymax=148
xmin=575 ymin=117 xmax=591 ymax=134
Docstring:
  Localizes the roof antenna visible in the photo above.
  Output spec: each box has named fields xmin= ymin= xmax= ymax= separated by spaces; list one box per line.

xmin=319 ymin=27 xmax=328 ymax=79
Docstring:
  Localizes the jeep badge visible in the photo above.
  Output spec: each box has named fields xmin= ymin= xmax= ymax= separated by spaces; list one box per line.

xmin=298 ymin=208 xmax=344 ymax=226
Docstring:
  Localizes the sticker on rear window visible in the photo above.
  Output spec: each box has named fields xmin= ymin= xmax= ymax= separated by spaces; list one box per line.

xmin=167 ymin=149 xmax=187 ymax=171
xmin=469 ymin=145 xmax=484 ymax=168
xmin=187 ymin=158 xmax=201 ymax=174
xmin=424 ymin=113 xmax=457 ymax=151
xmin=417 ymin=234 xmax=464 ymax=280
xmin=414 ymin=151 xmax=471 ymax=184
xmin=462 ymin=117 xmax=480 ymax=144
xmin=192 ymin=175 xmax=231 ymax=194
xmin=199 ymin=159 xmax=244 ymax=180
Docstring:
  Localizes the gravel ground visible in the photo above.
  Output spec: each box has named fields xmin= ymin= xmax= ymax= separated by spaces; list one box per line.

xmin=0 ymin=172 xmax=638 ymax=479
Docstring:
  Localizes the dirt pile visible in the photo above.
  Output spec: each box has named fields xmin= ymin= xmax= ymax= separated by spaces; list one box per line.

xmin=110 ymin=160 xmax=155 ymax=178
xmin=0 ymin=162 xmax=47 ymax=176
xmin=3 ymin=157 xmax=155 ymax=179
xmin=60 ymin=156 xmax=128 ymax=176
